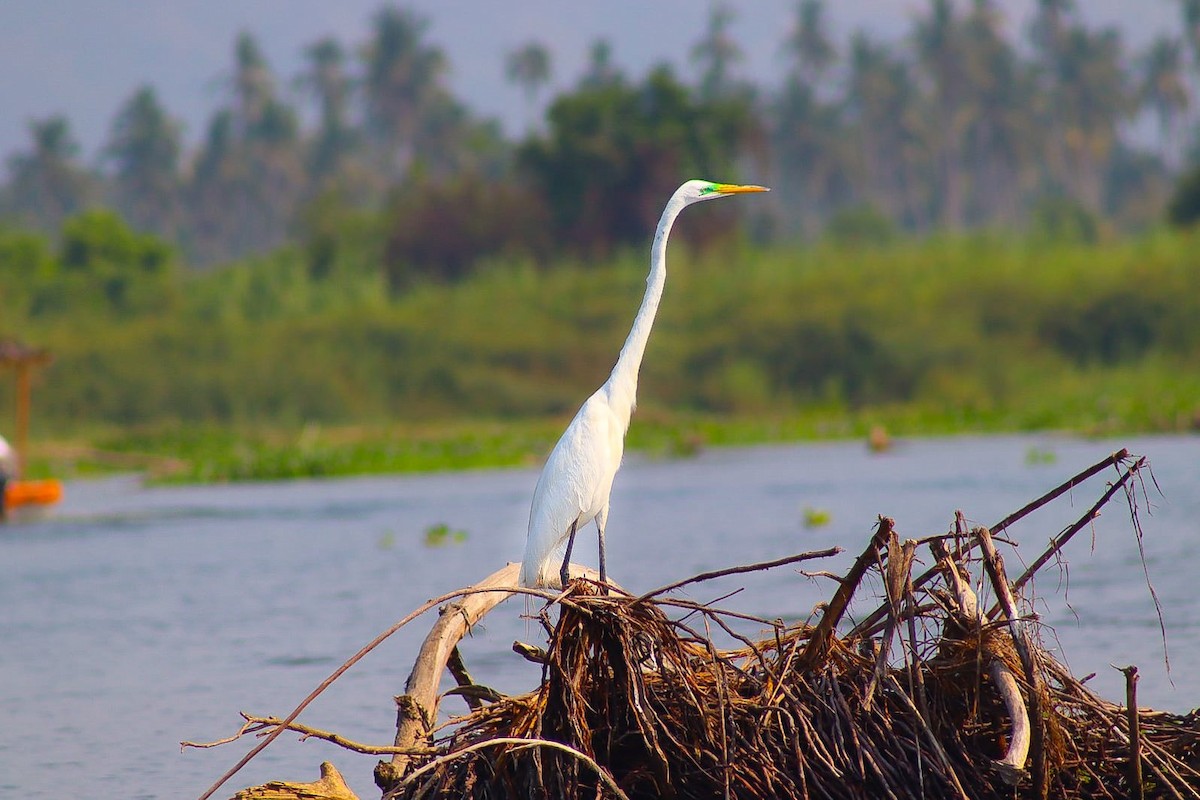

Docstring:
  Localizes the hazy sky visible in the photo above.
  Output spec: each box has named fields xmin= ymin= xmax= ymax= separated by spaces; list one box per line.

xmin=0 ymin=1 xmax=1177 ymax=167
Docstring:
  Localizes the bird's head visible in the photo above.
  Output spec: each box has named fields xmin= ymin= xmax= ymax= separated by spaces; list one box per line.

xmin=678 ymin=179 xmax=770 ymax=206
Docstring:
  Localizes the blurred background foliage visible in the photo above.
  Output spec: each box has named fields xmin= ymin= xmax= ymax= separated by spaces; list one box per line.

xmin=2 ymin=1 xmax=1200 ymax=479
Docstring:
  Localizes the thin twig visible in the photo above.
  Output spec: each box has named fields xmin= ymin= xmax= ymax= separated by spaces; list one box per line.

xmin=852 ymin=449 xmax=1132 ymax=638
xmin=884 ymin=674 xmax=971 ymax=800
xmin=636 ymin=547 xmax=842 ymax=603
xmin=186 ymin=712 xmax=437 ymax=756
xmin=993 ymin=448 xmax=1130 ymax=536
xmin=1003 ymin=456 xmax=1145 ymax=600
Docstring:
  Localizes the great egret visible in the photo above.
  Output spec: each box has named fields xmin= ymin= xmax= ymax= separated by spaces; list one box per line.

xmin=519 ymin=179 xmax=769 ymax=589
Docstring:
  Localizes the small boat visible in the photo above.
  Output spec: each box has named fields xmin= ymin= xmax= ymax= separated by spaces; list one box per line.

xmin=5 ymin=478 xmax=63 ymax=508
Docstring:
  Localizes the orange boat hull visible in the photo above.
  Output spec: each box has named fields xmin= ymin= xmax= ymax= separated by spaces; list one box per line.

xmin=4 ymin=479 xmax=64 ymax=507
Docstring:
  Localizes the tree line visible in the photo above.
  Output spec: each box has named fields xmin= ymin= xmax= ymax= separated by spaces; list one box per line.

xmin=2 ymin=0 xmax=1200 ymax=275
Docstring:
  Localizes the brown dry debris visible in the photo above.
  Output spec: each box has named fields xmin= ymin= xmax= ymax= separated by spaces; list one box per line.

xmin=197 ymin=448 xmax=1200 ymax=800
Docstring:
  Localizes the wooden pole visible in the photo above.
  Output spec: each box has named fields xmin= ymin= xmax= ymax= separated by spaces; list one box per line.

xmin=15 ymin=362 xmax=31 ymax=477
xmin=1122 ymin=665 xmax=1144 ymax=800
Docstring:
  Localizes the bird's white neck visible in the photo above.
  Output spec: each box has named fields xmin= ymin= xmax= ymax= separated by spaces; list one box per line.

xmin=602 ymin=192 xmax=688 ymax=431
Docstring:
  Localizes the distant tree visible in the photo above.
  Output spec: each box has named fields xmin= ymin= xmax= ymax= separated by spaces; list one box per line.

xmin=958 ymin=0 xmax=1035 ymax=225
xmin=104 ymin=86 xmax=184 ymax=239
xmin=519 ymin=65 xmax=758 ymax=255
xmin=580 ymin=40 xmax=622 ymax=89
xmin=298 ymin=37 xmax=359 ymax=179
xmin=2 ymin=116 xmax=95 ymax=232
xmin=412 ymin=94 xmax=512 ymax=180
xmin=0 ymin=227 xmax=52 ymax=323
xmin=690 ymin=3 xmax=744 ymax=101
xmin=383 ymin=172 xmax=549 ymax=290
xmin=1027 ymin=0 xmax=1135 ymax=211
xmin=823 ymin=203 xmax=897 ymax=247
xmin=913 ymin=0 xmax=972 ymax=228
xmin=773 ymin=1 xmax=847 ymax=235
xmin=1167 ymin=163 xmax=1200 ymax=226
xmin=505 ymin=41 xmax=552 ymax=133
xmin=1178 ymin=0 xmax=1200 ymax=74
xmin=771 ymin=79 xmax=848 ymax=236
xmin=844 ymin=33 xmax=927 ymax=227
xmin=1053 ymin=26 xmax=1134 ymax=210
xmin=1138 ymin=36 xmax=1190 ymax=170
xmin=53 ymin=208 xmax=176 ymax=314
xmin=361 ymin=7 xmax=448 ymax=177
xmin=185 ymin=34 xmax=304 ymax=265
xmin=783 ymin=0 xmax=835 ymax=87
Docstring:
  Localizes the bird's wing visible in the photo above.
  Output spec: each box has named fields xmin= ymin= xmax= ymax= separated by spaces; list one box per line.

xmin=521 ymin=393 xmax=622 ymax=586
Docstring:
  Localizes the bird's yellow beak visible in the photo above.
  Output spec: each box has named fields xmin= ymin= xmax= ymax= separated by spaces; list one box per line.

xmin=715 ymin=183 xmax=770 ymax=194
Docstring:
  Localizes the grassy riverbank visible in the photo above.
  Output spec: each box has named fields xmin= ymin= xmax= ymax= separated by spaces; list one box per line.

xmin=27 ymin=366 xmax=1200 ymax=484
xmin=6 ymin=223 xmax=1200 ymax=482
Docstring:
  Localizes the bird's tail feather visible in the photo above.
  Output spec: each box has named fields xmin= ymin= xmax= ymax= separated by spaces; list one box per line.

xmin=519 ymin=536 xmax=568 ymax=588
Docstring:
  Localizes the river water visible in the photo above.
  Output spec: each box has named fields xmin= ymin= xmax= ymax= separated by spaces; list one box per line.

xmin=1 ymin=433 xmax=1196 ymax=799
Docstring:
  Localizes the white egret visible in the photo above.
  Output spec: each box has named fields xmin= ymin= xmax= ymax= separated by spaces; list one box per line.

xmin=519 ymin=179 xmax=769 ymax=589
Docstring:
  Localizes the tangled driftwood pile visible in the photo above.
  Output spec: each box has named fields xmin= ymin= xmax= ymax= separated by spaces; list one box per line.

xmin=190 ymin=448 xmax=1200 ymax=800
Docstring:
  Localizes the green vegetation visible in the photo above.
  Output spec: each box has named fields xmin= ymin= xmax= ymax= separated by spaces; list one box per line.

xmin=2 ymin=212 xmax=1198 ymax=483
xmin=3 ymin=3 xmax=1200 ymax=482
xmin=0 ymin=1 xmax=1192 ymax=266
xmin=422 ymin=522 xmax=469 ymax=547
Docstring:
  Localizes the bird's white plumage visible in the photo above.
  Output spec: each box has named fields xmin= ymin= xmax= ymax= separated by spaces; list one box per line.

xmin=518 ymin=179 xmax=768 ymax=588
xmin=519 ymin=389 xmax=624 ymax=587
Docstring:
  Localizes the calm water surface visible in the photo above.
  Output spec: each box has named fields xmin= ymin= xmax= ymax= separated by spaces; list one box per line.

xmin=1 ymin=434 xmax=1196 ymax=799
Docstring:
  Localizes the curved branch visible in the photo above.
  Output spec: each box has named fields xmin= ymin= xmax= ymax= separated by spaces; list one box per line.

xmin=991 ymin=662 xmax=1031 ymax=784
xmin=379 ymin=562 xmax=604 ymax=786
xmin=193 ymin=566 xmax=576 ymax=800
xmin=385 ymin=737 xmax=631 ymax=800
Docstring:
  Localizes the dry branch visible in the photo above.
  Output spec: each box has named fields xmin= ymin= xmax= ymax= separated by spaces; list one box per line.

xmin=851 ymin=448 xmax=1133 ymax=639
xmin=231 ymin=762 xmax=359 ymax=800
xmin=802 ymin=516 xmax=893 ymax=666
xmin=1123 ymin=665 xmax=1145 ymax=800
xmin=193 ymin=447 xmax=1200 ymax=800
xmin=975 ymin=524 xmax=1048 ymax=800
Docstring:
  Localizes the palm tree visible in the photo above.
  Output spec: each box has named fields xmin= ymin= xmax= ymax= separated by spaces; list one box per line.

xmin=580 ymin=40 xmax=622 ymax=89
xmin=184 ymin=34 xmax=304 ymax=265
xmin=1178 ymin=0 xmax=1200 ymax=67
xmin=958 ymin=0 xmax=1036 ymax=224
xmin=783 ymin=0 xmax=835 ymax=88
xmin=913 ymin=0 xmax=971 ymax=228
xmin=773 ymin=0 xmax=844 ymax=234
xmin=844 ymin=33 xmax=927 ymax=227
xmin=299 ymin=37 xmax=358 ymax=178
xmin=1139 ymin=36 xmax=1191 ymax=170
xmin=1029 ymin=0 xmax=1073 ymax=62
xmin=104 ymin=86 xmax=183 ymax=238
xmin=3 ymin=116 xmax=95 ymax=232
xmin=772 ymin=77 xmax=848 ymax=235
xmin=505 ymin=42 xmax=552 ymax=134
xmin=232 ymin=32 xmax=274 ymax=139
xmin=690 ymin=2 xmax=743 ymax=101
xmin=1050 ymin=25 xmax=1134 ymax=210
xmin=361 ymin=7 xmax=448 ymax=177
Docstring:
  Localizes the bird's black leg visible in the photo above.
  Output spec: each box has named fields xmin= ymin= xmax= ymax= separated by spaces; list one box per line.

xmin=559 ymin=520 xmax=578 ymax=589
xmin=597 ymin=521 xmax=608 ymax=594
